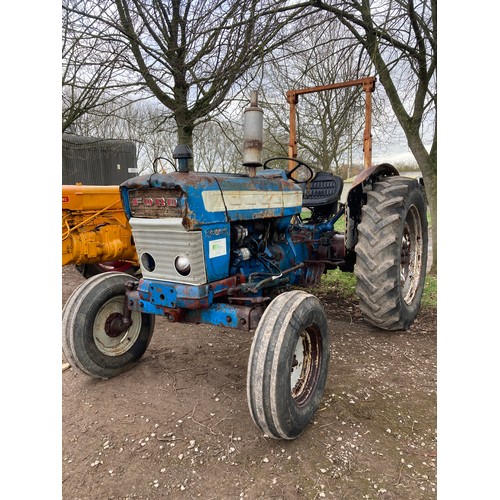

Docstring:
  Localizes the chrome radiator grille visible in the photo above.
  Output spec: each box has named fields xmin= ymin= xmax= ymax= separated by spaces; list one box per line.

xmin=129 ymin=217 xmax=206 ymax=284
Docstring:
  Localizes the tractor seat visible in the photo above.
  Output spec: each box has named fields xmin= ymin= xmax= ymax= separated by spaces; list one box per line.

xmin=299 ymin=171 xmax=344 ymax=208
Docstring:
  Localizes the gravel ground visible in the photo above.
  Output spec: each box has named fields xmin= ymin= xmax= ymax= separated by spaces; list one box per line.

xmin=61 ymin=265 xmax=437 ymax=499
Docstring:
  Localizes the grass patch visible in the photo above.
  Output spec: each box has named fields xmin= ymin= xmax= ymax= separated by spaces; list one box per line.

xmin=300 ymin=209 xmax=346 ymax=233
xmin=334 ymin=215 xmax=346 ymax=233
xmin=319 ymin=268 xmax=357 ymax=299
xmin=318 ymin=268 xmax=437 ymax=309
xmin=421 ymin=273 xmax=437 ymax=308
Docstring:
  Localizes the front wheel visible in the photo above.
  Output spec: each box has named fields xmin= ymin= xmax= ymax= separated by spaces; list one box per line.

xmin=247 ymin=291 xmax=330 ymax=439
xmin=62 ymin=272 xmax=154 ymax=378
xmin=354 ymin=176 xmax=428 ymax=330
xmin=75 ymin=261 xmax=140 ymax=279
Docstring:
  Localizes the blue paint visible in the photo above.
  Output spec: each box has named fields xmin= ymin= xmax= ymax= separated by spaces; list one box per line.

xmin=120 ymin=170 xmax=302 ymax=228
xmin=120 ymin=168 xmax=345 ymax=330
xmin=185 ymin=303 xmax=243 ymax=329
xmin=201 ymin=223 xmax=230 ymax=281
xmin=136 ymin=278 xmax=217 ymax=310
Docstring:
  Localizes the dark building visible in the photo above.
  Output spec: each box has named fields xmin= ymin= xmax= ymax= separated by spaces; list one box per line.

xmin=62 ymin=133 xmax=138 ymax=185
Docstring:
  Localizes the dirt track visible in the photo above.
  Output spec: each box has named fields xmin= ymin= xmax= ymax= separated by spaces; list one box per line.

xmin=62 ymin=265 xmax=436 ymax=499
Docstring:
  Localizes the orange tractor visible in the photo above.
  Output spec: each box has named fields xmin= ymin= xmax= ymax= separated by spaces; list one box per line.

xmin=62 ymin=184 xmax=139 ymax=277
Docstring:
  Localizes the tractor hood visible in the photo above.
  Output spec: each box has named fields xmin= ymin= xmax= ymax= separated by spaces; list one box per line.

xmin=120 ymin=170 xmax=303 ymax=230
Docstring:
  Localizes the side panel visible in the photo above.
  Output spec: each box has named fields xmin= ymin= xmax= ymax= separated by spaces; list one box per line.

xmin=202 ymin=224 xmax=231 ymax=281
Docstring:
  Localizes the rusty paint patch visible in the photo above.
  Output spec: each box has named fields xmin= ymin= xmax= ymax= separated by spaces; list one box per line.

xmin=349 ymin=163 xmax=399 ymax=191
xmin=128 ymin=187 xmax=183 ymax=218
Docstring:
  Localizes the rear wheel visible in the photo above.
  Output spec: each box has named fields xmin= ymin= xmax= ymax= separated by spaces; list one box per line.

xmin=62 ymin=272 xmax=154 ymax=378
xmin=354 ymin=176 xmax=428 ymax=330
xmin=247 ymin=291 xmax=330 ymax=439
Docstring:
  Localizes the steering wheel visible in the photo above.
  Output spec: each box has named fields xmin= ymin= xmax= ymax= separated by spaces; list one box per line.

xmin=153 ymin=157 xmax=177 ymax=174
xmin=262 ymin=157 xmax=314 ymax=183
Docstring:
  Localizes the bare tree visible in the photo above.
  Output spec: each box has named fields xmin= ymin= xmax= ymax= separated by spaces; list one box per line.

xmin=74 ymin=98 xmax=179 ymax=173
xmin=259 ymin=17 xmax=386 ymax=175
xmin=290 ymin=0 xmax=437 ymax=272
xmin=64 ymin=0 xmax=314 ymax=164
xmin=62 ymin=0 xmax=141 ymax=132
xmin=193 ymin=121 xmax=244 ymax=173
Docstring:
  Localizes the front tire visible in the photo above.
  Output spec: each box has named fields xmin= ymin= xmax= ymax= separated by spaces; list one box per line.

xmin=75 ymin=261 xmax=139 ymax=279
xmin=354 ymin=176 xmax=428 ymax=330
xmin=247 ymin=291 xmax=330 ymax=439
xmin=62 ymin=272 xmax=154 ymax=378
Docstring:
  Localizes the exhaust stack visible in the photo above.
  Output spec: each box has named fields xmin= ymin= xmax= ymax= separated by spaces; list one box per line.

xmin=242 ymin=91 xmax=263 ymax=178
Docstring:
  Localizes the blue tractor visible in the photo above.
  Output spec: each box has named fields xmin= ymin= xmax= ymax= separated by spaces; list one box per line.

xmin=62 ymin=94 xmax=428 ymax=439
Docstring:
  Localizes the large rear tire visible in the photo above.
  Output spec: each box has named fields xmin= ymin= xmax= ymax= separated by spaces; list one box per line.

xmin=247 ymin=291 xmax=330 ymax=439
xmin=354 ymin=176 xmax=428 ymax=330
xmin=62 ymin=272 xmax=154 ymax=378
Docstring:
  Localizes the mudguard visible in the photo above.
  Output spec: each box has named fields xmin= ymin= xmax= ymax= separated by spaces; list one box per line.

xmin=344 ymin=163 xmax=399 ymax=256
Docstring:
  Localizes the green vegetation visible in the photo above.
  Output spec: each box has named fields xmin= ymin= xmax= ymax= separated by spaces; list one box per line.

xmin=421 ymin=273 xmax=437 ymax=308
xmin=334 ymin=215 xmax=346 ymax=233
xmin=320 ymin=268 xmax=357 ymax=298
xmin=319 ymin=268 xmax=437 ymax=309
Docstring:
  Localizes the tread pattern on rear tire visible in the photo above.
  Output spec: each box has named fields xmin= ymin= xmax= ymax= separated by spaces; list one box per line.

xmin=354 ymin=176 xmax=428 ymax=331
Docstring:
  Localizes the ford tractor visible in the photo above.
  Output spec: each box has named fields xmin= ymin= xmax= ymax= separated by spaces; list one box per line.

xmin=62 ymin=93 xmax=428 ymax=440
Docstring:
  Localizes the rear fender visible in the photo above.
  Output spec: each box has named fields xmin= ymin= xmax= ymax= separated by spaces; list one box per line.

xmin=345 ymin=164 xmax=399 ymax=255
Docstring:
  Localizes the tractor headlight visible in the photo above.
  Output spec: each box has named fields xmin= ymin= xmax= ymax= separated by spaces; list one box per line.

xmin=174 ymin=255 xmax=191 ymax=276
xmin=141 ymin=252 xmax=156 ymax=272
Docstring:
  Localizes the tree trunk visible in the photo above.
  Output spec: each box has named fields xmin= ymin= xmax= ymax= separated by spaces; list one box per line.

xmin=174 ymin=111 xmax=195 ymax=171
xmin=176 ymin=125 xmax=193 ymax=153
xmin=365 ymin=31 xmax=437 ymax=275
xmin=409 ymin=144 xmax=437 ymax=275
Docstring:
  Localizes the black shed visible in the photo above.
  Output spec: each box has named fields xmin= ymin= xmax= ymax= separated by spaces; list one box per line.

xmin=62 ymin=134 xmax=138 ymax=185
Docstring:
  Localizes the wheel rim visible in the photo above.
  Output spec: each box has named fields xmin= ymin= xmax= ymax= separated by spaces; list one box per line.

xmin=400 ymin=204 xmax=424 ymax=305
xmin=290 ymin=325 xmax=322 ymax=406
xmin=93 ymin=296 xmax=142 ymax=356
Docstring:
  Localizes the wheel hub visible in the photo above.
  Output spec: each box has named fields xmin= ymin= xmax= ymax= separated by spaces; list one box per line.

xmin=105 ymin=313 xmax=128 ymax=337
xmin=401 ymin=228 xmax=412 ymax=281
xmin=93 ymin=296 xmax=142 ymax=357
xmin=290 ymin=327 xmax=322 ymax=406
xmin=400 ymin=204 xmax=424 ymax=305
